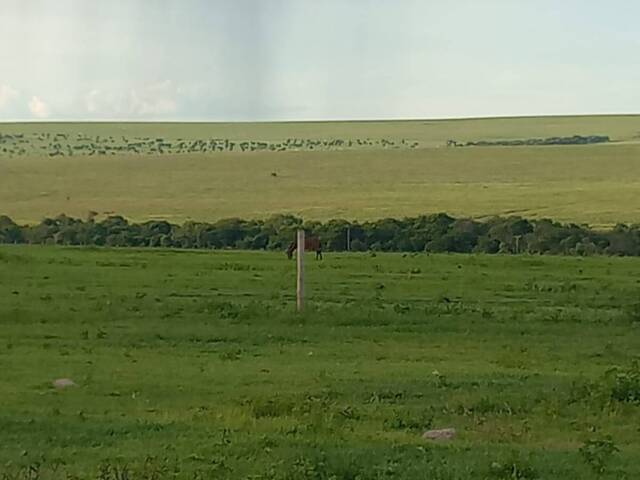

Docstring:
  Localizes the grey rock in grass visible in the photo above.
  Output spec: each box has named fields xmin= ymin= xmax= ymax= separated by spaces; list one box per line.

xmin=422 ymin=428 xmax=456 ymax=441
xmin=53 ymin=378 xmax=77 ymax=389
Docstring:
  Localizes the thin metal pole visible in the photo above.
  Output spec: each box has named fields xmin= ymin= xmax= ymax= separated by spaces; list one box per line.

xmin=296 ymin=229 xmax=305 ymax=312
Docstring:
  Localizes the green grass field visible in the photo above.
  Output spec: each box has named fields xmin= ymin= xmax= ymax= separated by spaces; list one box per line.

xmin=2 ymin=115 xmax=640 ymax=227
xmin=2 ymin=245 xmax=640 ymax=478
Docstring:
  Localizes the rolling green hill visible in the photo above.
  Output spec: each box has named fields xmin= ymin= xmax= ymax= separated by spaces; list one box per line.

xmin=1 ymin=115 xmax=639 ymax=226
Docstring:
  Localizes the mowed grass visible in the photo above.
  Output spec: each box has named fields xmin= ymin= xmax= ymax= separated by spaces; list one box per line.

xmin=1 ymin=245 xmax=640 ymax=478
xmin=2 ymin=115 xmax=640 ymax=227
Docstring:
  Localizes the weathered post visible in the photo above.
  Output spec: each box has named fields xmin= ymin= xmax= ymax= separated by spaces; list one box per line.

xmin=297 ymin=229 xmax=305 ymax=312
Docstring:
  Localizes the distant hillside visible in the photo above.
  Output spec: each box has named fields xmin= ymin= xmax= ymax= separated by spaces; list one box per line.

xmin=1 ymin=115 xmax=640 ymax=227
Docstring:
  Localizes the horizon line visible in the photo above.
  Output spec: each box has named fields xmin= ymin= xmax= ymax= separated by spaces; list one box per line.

xmin=1 ymin=112 xmax=639 ymax=125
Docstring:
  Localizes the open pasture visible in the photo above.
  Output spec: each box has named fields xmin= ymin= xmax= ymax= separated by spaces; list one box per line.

xmin=1 ymin=245 xmax=640 ymax=478
xmin=1 ymin=115 xmax=640 ymax=227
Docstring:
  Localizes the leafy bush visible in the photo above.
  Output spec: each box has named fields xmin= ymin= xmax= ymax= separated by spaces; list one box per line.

xmin=607 ymin=361 xmax=640 ymax=404
xmin=579 ymin=436 xmax=619 ymax=474
xmin=489 ymin=456 xmax=538 ymax=480
xmin=384 ymin=409 xmax=434 ymax=432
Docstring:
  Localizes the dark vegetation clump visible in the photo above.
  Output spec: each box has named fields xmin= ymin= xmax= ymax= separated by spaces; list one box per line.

xmin=579 ymin=437 xmax=620 ymax=475
xmin=2 ymin=213 xmax=640 ymax=256
xmin=448 ymin=135 xmax=611 ymax=148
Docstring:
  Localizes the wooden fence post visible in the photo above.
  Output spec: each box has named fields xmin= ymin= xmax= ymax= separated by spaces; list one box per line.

xmin=297 ymin=229 xmax=305 ymax=312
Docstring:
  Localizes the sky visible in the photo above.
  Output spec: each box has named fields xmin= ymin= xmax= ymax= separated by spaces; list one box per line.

xmin=1 ymin=0 xmax=639 ymax=121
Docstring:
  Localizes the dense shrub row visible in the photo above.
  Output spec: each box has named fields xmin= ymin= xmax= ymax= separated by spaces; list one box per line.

xmin=2 ymin=213 xmax=640 ymax=256
xmin=447 ymin=135 xmax=610 ymax=148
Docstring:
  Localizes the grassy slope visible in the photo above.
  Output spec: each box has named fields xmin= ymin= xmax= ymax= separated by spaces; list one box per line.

xmin=1 ymin=246 xmax=640 ymax=478
xmin=1 ymin=115 xmax=640 ymax=227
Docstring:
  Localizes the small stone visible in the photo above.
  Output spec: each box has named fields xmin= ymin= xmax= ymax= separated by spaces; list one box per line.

xmin=422 ymin=428 xmax=456 ymax=441
xmin=53 ymin=378 xmax=77 ymax=389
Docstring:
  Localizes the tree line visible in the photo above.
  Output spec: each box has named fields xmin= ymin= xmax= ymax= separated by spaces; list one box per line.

xmin=447 ymin=135 xmax=610 ymax=148
xmin=1 ymin=213 xmax=640 ymax=256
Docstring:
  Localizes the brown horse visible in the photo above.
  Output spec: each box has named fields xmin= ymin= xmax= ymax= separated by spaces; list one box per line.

xmin=287 ymin=236 xmax=323 ymax=260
